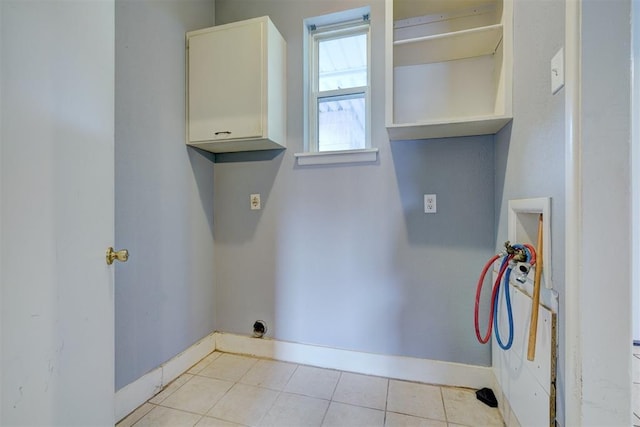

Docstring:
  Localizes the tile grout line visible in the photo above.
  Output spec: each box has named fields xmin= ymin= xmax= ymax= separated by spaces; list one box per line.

xmin=254 ymin=360 xmax=305 ymax=427
xmin=439 ymin=386 xmax=448 ymax=424
xmin=154 ymin=401 xmax=214 ymax=417
xmin=330 ymin=371 xmax=343 ymax=401
xmin=192 ymin=414 xmax=205 ymax=427
xmin=200 ymin=378 xmax=232 ymax=420
xmin=317 ymin=370 xmax=343 ymax=426
xmin=383 ymin=377 xmax=390 ymax=426
xmin=257 ymin=388 xmax=283 ymax=426
xmin=318 ymin=399 xmax=331 ymax=426
xmin=150 ymin=372 xmax=195 ymax=405
xmin=180 ymin=353 xmax=257 ymax=423
xmin=126 ymin=402 xmax=157 ymax=427
xmin=133 ymin=403 xmax=207 ymax=425
xmin=206 ymin=356 xmax=260 ymax=424
xmin=250 ymin=358 xmax=294 ymax=427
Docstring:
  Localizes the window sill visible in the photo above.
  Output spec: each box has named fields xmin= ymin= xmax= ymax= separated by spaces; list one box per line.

xmin=294 ymin=148 xmax=378 ymax=166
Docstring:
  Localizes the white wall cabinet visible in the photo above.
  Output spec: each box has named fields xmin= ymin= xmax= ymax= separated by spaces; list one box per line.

xmin=385 ymin=0 xmax=512 ymax=140
xmin=186 ymin=16 xmax=286 ymax=153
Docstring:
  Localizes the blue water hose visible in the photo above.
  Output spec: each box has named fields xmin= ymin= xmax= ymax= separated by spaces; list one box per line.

xmin=493 ymin=264 xmax=514 ymax=350
xmin=492 ymin=257 xmax=514 ymax=350
xmin=493 ymin=244 xmax=532 ymax=350
xmin=477 ymin=243 xmax=536 ymax=350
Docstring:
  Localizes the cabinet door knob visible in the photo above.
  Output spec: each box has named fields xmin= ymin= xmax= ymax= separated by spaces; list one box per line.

xmin=106 ymin=247 xmax=129 ymax=265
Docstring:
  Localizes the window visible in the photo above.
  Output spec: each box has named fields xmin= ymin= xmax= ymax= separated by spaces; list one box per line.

xmin=297 ymin=8 xmax=376 ymax=165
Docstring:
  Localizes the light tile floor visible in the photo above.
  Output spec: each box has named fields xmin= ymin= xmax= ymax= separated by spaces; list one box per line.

xmin=117 ymin=352 xmax=504 ymax=427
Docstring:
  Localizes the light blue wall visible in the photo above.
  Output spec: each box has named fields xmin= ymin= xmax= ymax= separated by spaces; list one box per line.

xmin=115 ymin=0 xmax=216 ymax=390
xmin=213 ymin=0 xmax=496 ymax=366
xmin=110 ymin=0 xmax=569 ymax=398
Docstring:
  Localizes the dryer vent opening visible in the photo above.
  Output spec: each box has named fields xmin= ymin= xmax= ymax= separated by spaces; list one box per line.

xmin=253 ymin=320 xmax=267 ymax=338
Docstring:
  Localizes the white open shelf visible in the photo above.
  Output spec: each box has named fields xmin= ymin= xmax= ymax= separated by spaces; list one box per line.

xmin=385 ymin=0 xmax=512 ymax=141
xmin=387 ymin=114 xmax=511 ymax=140
xmin=393 ymin=24 xmax=503 ymax=66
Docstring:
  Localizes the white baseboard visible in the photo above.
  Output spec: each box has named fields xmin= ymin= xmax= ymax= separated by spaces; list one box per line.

xmin=215 ymin=332 xmax=494 ymax=390
xmin=116 ymin=331 xmax=496 ymax=422
xmin=115 ymin=332 xmax=216 ymax=422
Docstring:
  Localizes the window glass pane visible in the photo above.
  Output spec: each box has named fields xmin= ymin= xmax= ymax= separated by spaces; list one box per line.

xmin=318 ymin=33 xmax=367 ymax=92
xmin=317 ymin=94 xmax=365 ymax=152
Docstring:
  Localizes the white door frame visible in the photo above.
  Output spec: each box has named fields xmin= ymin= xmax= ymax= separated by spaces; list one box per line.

xmin=633 ymin=0 xmax=640 ymax=346
xmin=564 ymin=0 xmax=582 ymax=423
xmin=564 ymin=0 xmax=633 ymax=424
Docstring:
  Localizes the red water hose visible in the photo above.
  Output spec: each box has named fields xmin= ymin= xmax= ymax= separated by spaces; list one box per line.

xmin=475 ymin=245 xmax=536 ymax=345
xmin=523 ymin=243 xmax=537 ymax=265
xmin=474 ymin=254 xmax=499 ymax=343
xmin=474 ymin=254 xmax=511 ymax=343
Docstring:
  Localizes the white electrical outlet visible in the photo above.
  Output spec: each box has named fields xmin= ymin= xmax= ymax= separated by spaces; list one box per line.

xmin=424 ymin=194 xmax=437 ymax=213
xmin=250 ymin=194 xmax=261 ymax=210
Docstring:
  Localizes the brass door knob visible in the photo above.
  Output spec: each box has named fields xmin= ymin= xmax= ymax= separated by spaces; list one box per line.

xmin=106 ymin=247 xmax=129 ymax=265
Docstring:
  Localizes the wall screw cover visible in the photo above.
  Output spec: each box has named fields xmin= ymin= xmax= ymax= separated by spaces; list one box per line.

xmin=253 ymin=320 xmax=267 ymax=338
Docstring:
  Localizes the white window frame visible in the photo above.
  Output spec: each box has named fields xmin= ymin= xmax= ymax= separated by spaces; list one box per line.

xmin=296 ymin=8 xmax=377 ymax=166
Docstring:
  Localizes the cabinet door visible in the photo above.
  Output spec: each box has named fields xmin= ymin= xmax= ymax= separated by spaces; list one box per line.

xmin=189 ymin=21 xmax=264 ymax=142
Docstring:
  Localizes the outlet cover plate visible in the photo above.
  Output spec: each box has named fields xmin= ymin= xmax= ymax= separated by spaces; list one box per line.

xmin=250 ymin=194 xmax=261 ymax=210
xmin=424 ymin=194 xmax=437 ymax=213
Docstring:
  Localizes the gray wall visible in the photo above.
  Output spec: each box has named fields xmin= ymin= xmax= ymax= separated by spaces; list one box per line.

xmin=213 ymin=0 xmax=496 ymax=366
xmin=115 ymin=0 xmax=216 ymax=390
xmin=494 ymin=0 xmax=565 ymax=423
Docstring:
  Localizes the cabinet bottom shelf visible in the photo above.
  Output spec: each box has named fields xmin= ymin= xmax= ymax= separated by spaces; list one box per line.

xmin=187 ymin=138 xmax=285 ymax=154
xmin=386 ymin=115 xmax=512 ymax=141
